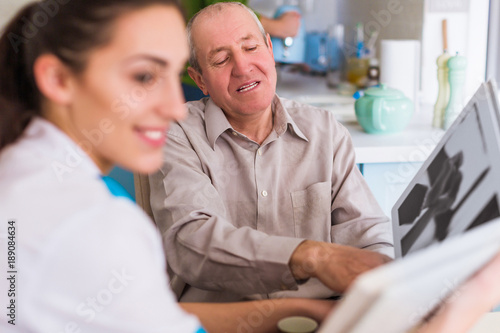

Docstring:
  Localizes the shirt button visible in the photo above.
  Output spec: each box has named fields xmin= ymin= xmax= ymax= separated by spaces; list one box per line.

xmin=232 ymin=131 xmax=238 ymax=136
xmin=261 ymin=190 xmax=268 ymax=197
xmin=257 ymin=149 xmax=262 ymax=156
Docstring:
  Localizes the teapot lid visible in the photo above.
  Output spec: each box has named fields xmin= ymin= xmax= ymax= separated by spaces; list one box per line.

xmin=364 ymin=84 xmax=405 ymax=98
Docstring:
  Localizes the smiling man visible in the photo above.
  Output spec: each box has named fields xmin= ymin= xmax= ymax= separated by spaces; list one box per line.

xmin=149 ymin=2 xmax=393 ymax=302
xmin=186 ymin=3 xmax=277 ymax=145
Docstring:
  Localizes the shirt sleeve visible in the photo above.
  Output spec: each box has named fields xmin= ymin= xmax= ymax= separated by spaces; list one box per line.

xmin=24 ymin=200 xmax=202 ymax=333
xmin=328 ymin=124 xmax=394 ymax=257
xmin=150 ymin=125 xmax=303 ymax=296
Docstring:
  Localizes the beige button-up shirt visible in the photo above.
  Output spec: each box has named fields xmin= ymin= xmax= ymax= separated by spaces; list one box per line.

xmin=150 ymin=95 xmax=393 ymax=302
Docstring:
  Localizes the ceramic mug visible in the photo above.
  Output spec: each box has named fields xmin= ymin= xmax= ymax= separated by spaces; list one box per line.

xmin=277 ymin=316 xmax=318 ymax=333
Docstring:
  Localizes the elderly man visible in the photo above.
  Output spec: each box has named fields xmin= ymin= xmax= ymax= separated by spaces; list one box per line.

xmin=150 ymin=2 xmax=393 ymax=302
xmin=180 ymin=0 xmax=301 ymax=101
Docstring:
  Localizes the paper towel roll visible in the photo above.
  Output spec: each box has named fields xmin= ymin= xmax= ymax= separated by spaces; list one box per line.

xmin=380 ymin=40 xmax=421 ymax=106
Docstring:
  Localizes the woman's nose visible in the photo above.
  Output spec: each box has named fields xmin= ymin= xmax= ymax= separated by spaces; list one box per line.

xmin=158 ymin=76 xmax=186 ymax=122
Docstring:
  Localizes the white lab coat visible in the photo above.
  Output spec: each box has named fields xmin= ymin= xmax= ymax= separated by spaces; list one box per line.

xmin=0 ymin=118 xmax=201 ymax=332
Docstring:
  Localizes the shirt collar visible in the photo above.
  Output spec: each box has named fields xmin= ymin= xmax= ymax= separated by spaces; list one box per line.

xmin=25 ymin=117 xmax=102 ymax=180
xmin=205 ymin=98 xmax=233 ymax=149
xmin=272 ymin=95 xmax=308 ymax=142
xmin=205 ymin=94 xmax=308 ymax=149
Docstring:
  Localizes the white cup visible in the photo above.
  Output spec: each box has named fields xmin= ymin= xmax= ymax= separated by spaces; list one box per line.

xmin=277 ymin=316 xmax=318 ymax=333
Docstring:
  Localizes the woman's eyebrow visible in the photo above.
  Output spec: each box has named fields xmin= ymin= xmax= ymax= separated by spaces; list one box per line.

xmin=125 ymin=54 xmax=169 ymax=67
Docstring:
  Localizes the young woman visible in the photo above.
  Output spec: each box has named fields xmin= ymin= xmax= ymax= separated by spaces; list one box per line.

xmin=0 ymin=1 xmax=499 ymax=332
xmin=0 ymin=1 xmax=333 ymax=332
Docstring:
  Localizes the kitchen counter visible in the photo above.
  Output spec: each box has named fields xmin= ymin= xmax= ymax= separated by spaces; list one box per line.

xmin=276 ymin=70 xmax=444 ymax=164
xmin=340 ymin=118 xmax=443 ymax=164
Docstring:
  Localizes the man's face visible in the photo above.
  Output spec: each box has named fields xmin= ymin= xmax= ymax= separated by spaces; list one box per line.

xmin=189 ymin=5 xmax=277 ymax=120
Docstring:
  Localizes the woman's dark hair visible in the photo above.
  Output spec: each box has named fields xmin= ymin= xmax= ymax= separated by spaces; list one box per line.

xmin=0 ymin=0 xmax=182 ymax=151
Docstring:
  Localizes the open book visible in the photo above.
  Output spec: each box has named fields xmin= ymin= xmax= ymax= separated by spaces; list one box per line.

xmin=318 ymin=80 xmax=500 ymax=333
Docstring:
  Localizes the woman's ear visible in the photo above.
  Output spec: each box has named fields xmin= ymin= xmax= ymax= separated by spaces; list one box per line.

xmin=33 ymin=54 xmax=75 ymax=105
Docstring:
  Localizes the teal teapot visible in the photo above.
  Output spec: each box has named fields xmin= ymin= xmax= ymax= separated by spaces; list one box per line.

xmin=354 ymin=84 xmax=414 ymax=134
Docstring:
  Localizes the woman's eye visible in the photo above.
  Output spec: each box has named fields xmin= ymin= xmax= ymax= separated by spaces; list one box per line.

xmin=134 ymin=72 xmax=154 ymax=84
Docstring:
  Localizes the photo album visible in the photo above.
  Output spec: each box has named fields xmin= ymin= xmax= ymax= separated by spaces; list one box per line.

xmin=317 ymin=80 xmax=500 ymax=333
xmin=393 ymin=80 xmax=500 ymax=257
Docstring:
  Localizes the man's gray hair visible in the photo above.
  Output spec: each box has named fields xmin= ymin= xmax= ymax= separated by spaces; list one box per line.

xmin=186 ymin=2 xmax=268 ymax=74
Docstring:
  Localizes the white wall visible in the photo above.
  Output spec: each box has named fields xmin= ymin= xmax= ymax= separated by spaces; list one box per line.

xmin=0 ymin=0 xmax=34 ymax=32
xmin=420 ymin=0 xmax=489 ymax=104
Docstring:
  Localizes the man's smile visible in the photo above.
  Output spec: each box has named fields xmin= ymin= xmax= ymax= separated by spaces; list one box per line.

xmin=237 ymin=81 xmax=260 ymax=93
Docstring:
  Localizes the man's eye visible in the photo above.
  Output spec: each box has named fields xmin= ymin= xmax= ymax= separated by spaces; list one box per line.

xmin=215 ymin=58 xmax=228 ymax=66
xmin=247 ymin=46 xmax=257 ymax=51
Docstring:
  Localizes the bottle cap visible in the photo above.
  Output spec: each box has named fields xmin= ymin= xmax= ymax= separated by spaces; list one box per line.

xmin=447 ymin=53 xmax=467 ymax=70
xmin=436 ymin=52 xmax=451 ymax=68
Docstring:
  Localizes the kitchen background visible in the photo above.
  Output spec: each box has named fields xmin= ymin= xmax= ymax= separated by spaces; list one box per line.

xmin=0 ymin=0 xmax=499 ymax=107
xmin=250 ymin=0 xmax=498 ymax=105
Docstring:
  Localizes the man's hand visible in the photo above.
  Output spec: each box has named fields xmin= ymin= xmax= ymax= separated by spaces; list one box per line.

xmin=289 ymin=240 xmax=392 ymax=293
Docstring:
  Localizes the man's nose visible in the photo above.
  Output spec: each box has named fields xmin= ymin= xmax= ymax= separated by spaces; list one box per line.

xmin=232 ymin=52 xmax=251 ymax=76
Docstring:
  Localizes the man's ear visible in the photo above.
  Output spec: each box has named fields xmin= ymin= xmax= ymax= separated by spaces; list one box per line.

xmin=266 ymin=33 xmax=274 ymax=60
xmin=33 ymin=54 xmax=75 ymax=105
xmin=187 ymin=66 xmax=209 ymax=95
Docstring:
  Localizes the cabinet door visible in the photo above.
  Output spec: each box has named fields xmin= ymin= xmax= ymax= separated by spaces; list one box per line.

xmin=362 ymin=162 xmax=423 ymax=219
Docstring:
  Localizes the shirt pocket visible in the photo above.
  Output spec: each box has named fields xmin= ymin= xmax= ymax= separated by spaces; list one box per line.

xmin=290 ymin=181 xmax=331 ymax=240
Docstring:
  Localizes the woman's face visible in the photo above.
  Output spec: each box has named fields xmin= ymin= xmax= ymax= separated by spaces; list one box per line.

xmin=64 ymin=5 xmax=188 ymax=174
